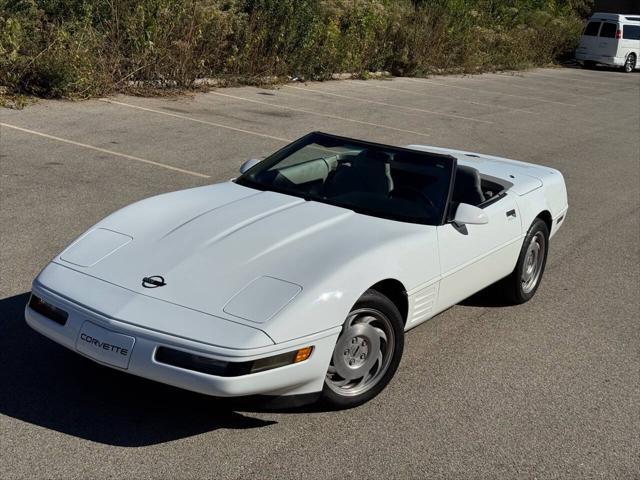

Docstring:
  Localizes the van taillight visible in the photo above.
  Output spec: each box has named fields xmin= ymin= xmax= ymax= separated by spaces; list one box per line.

xmin=616 ymin=29 xmax=622 ymax=39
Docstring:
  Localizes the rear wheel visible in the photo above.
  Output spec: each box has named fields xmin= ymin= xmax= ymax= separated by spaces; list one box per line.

xmin=501 ymin=218 xmax=549 ymax=304
xmin=624 ymin=54 xmax=636 ymax=73
xmin=321 ymin=289 xmax=404 ymax=409
xmin=583 ymin=60 xmax=597 ymax=69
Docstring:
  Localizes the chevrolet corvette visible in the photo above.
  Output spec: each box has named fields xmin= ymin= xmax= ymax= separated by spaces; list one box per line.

xmin=26 ymin=132 xmax=568 ymax=408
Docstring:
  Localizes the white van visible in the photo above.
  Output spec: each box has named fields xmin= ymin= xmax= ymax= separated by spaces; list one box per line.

xmin=576 ymin=13 xmax=640 ymax=72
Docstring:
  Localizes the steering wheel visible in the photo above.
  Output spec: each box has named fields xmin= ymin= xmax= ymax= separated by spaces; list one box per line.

xmin=390 ymin=186 xmax=438 ymax=213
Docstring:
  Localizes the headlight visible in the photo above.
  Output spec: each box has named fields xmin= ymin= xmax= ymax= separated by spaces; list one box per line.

xmin=223 ymin=276 xmax=302 ymax=323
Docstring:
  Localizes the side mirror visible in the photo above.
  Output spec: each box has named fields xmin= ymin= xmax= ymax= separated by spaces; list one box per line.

xmin=453 ymin=203 xmax=489 ymax=226
xmin=239 ymin=158 xmax=261 ymax=174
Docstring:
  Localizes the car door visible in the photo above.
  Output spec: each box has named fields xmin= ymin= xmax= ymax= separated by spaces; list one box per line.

xmin=577 ymin=21 xmax=601 ymax=57
xmin=435 ymin=194 xmax=523 ymax=310
xmin=597 ymin=22 xmax=619 ymax=60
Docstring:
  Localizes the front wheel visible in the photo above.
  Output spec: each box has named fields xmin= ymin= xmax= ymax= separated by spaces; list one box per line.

xmin=501 ymin=218 xmax=549 ymax=304
xmin=321 ymin=290 xmax=404 ymax=409
xmin=624 ymin=54 xmax=636 ymax=73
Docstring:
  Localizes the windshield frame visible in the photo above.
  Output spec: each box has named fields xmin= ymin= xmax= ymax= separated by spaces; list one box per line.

xmin=235 ymin=131 xmax=457 ymax=226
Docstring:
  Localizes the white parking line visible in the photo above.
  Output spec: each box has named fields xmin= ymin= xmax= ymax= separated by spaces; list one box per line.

xmin=492 ymin=72 xmax=601 ymax=90
xmin=346 ymin=80 xmax=539 ymax=114
xmin=284 ymin=85 xmax=494 ymax=124
xmin=398 ymin=77 xmax=578 ymax=107
xmin=207 ymin=91 xmax=432 ymax=138
xmin=528 ymin=69 xmax=640 ymax=86
xmin=521 ymin=71 xmax=613 ymax=86
xmin=279 ymin=86 xmax=493 ymax=125
xmin=489 ymin=73 xmax=633 ymax=103
xmin=101 ymin=98 xmax=290 ymax=142
xmin=1 ymin=122 xmax=211 ymax=178
xmin=489 ymin=73 xmax=607 ymax=99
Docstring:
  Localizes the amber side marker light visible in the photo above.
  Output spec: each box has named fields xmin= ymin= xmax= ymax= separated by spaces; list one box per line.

xmin=294 ymin=346 xmax=314 ymax=363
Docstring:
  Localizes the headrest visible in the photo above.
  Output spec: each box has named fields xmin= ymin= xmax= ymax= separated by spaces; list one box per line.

xmin=453 ymin=165 xmax=485 ymax=205
xmin=456 ymin=165 xmax=481 ymax=185
xmin=355 ymin=148 xmax=390 ymax=164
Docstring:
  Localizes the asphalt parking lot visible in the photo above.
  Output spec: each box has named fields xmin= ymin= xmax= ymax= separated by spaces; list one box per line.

xmin=1 ymin=66 xmax=639 ymax=479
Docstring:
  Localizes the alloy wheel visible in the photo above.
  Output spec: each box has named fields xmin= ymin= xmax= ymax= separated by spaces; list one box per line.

xmin=521 ymin=231 xmax=546 ymax=294
xmin=325 ymin=307 xmax=395 ymax=397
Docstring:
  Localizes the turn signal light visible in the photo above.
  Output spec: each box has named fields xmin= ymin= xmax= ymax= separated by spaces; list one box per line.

xmin=294 ymin=346 xmax=314 ymax=363
xmin=248 ymin=346 xmax=314 ymax=374
xmin=155 ymin=345 xmax=315 ymax=377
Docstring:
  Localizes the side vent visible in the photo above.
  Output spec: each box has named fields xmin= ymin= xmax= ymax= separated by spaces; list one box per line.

xmin=408 ymin=284 xmax=438 ymax=324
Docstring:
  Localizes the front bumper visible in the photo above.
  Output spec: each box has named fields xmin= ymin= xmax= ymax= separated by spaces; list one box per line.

xmin=25 ymin=285 xmax=339 ymax=398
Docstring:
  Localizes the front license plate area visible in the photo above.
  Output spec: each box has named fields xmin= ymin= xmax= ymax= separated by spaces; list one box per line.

xmin=76 ymin=321 xmax=135 ymax=369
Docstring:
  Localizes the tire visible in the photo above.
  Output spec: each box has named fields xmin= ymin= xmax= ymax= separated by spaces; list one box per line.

xmin=501 ymin=218 xmax=549 ymax=305
xmin=624 ymin=54 xmax=636 ymax=73
xmin=321 ymin=289 xmax=404 ymax=409
xmin=583 ymin=60 xmax=596 ymax=69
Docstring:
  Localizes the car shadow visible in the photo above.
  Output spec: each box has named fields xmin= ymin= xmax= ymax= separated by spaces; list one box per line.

xmin=460 ymin=283 xmax=515 ymax=308
xmin=0 ymin=292 xmax=278 ymax=447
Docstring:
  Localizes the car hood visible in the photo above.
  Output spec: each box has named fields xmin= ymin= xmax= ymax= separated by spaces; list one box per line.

xmin=53 ymin=182 xmax=420 ymax=333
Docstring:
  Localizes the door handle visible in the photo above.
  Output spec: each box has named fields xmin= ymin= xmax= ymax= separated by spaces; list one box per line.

xmin=506 ymin=209 xmax=517 ymax=219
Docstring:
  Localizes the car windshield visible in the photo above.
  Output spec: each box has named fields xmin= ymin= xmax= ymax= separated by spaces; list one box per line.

xmin=235 ymin=132 xmax=455 ymax=225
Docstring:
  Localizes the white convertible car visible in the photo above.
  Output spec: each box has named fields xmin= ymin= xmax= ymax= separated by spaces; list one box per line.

xmin=26 ymin=132 xmax=568 ymax=408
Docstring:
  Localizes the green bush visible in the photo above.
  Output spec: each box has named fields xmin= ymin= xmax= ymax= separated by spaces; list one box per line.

xmin=0 ymin=0 xmax=590 ymax=98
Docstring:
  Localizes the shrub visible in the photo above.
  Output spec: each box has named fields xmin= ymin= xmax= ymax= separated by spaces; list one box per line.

xmin=0 ymin=0 xmax=591 ymax=98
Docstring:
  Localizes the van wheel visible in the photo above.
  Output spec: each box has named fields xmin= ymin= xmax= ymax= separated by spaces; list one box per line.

xmin=624 ymin=54 xmax=636 ymax=73
xmin=583 ymin=60 xmax=596 ymax=69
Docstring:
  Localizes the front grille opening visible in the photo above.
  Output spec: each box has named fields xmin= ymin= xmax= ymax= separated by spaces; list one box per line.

xmin=29 ymin=294 xmax=68 ymax=326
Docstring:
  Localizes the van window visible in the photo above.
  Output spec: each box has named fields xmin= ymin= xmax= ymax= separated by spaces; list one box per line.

xmin=599 ymin=22 xmax=617 ymax=38
xmin=623 ymin=25 xmax=640 ymax=40
xmin=583 ymin=21 xmax=601 ymax=36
